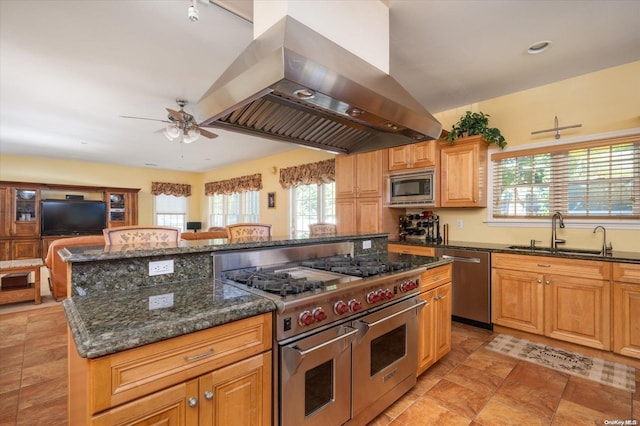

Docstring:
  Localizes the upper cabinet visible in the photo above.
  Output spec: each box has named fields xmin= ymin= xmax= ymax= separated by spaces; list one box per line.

xmin=388 ymin=141 xmax=436 ymax=172
xmin=106 ymin=191 xmax=139 ymax=228
xmin=335 ymin=151 xmax=384 ymax=199
xmin=438 ymin=136 xmax=487 ymax=207
xmin=11 ymin=187 xmax=41 ymax=237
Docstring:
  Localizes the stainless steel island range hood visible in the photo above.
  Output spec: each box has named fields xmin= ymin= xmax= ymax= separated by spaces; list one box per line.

xmin=196 ymin=16 xmax=442 ymax=155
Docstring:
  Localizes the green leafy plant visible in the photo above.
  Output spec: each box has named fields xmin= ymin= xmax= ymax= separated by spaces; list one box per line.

xmin=445 ymin=111 xmax=507 ymax=149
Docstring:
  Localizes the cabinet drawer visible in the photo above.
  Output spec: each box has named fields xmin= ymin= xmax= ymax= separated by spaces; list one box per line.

xmin=613 ymin=262 xmax=640 ymax=284
xmin=420 ymin=264 xmax=452 ymax=292
xmin=388 ymin=243 xmax=435 ymax=257
xmin=91 ymin=313 xmax=272 ymax=413
xmin=492 ymin=253 xmax=610 ymax=280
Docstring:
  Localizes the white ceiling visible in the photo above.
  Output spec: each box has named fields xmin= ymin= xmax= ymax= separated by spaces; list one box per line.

xmin=1 ymin=1 xmax=639 ymax=173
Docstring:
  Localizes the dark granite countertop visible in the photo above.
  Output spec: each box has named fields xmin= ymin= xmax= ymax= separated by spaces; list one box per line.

xmin=389 ymin=239 xmax=640 ymax=263
xmin=63 ymin=279 xmax=276 ymax=358
xmin=60 ymin=233 xmax=389 ymax=263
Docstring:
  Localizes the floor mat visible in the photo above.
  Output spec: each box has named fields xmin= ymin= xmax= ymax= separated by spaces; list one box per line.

xmin=486 ymin=334 xmax=635 ymax=392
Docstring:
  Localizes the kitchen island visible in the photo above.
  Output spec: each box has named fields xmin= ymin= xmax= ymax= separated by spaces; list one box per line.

xmin=62 ymin=233 xmax=450 ymax=425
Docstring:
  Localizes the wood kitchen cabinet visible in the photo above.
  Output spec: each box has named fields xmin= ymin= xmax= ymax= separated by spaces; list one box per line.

xmin=612 ymin=262 xmax=640 ymax=359
xmin=416 ymin=264 xmax=452 ymax=375
xmin=335 ymin=150 xmax=401 ymax=234
xmin=438 ymin=136 xmax=487 ymax=207
xmin=492 ymin=253 xmax=611 ymax=350
xmin=387 ymin=243 xmax=434 ymax=257
xmin=105 ymin=191 xmax=138 ymax=228
xmin=388 ymin=141 xmax=436 ymax=171
xmin=69 ymin=313 xmax=272 ymax=426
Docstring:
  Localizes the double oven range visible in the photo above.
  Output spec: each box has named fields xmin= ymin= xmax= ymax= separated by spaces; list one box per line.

xmin=213 ymin=242 xmax=426 ymax=426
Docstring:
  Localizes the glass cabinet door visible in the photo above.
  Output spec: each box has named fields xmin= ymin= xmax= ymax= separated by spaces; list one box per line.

xmin=12 ymin=188 xmax=40 ymax=236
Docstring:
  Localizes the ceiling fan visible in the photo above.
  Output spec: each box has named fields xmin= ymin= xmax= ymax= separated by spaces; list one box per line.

xmin=121 ymin=100 xmax=218 ymax=144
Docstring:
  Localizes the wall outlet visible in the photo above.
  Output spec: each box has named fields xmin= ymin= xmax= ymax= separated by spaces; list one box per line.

xmin=149 ymin=259 xmax=174 ymax=276
xmin=149 ymin=293 xmax=174 ymax=310
xmin=456 ymin=219 xmax=463 ymax=229
xmin=362 ymin=240 xmax=372 ymax=249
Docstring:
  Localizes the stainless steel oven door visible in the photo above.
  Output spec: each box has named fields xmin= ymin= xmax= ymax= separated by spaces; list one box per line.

xmin=280 ymin=325 xmax=358 ymax=426
xmin=351 ymin=297 xmax=425 ymax=422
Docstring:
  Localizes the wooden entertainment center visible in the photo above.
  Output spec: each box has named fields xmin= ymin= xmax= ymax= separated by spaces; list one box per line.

xmin=0 ymin=181 xmax=139 ymax=261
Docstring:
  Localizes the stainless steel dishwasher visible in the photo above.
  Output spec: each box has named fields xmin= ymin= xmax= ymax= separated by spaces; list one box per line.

xmin=435 ymin=247 xmax=492 ymax=329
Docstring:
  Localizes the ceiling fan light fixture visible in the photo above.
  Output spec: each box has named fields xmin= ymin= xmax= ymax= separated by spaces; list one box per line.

xmin=184 ymin=128 xmax=200 ymax=144
xmin=163 ymin=124 xmax=180 ymax=141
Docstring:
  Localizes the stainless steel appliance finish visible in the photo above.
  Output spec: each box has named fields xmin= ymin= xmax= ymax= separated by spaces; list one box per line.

xmin=388 ymin=170 xmax=436 ymax=207
xmin=435 ymin=247 xmax=492 ymax=329
xmin=196 ymin=16 xmax=442 ymax=155
xmin=213 ymin=242 xmax=425 ymax=425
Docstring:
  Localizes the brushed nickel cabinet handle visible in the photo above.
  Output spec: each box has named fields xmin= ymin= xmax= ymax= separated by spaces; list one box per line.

xmin=537 ymin=264 xmax=551 ymax=268
xmin=204 ymin=390 xmax=214 ymax=400
xmin=188 ymin=397 xmax=198 ymax=407
xmin=184 ymin=348 xmax=214 ymax=362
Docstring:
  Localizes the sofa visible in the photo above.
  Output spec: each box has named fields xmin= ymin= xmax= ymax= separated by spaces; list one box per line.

xmin=44 ymin=235 xmax=105 ymax=301
xmin=181 ymin=228 xmax=228 ymax=240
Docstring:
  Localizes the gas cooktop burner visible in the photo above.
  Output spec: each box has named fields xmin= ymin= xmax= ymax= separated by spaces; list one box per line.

xmin=223 ymin=270 xmax=326 ymax=296
xmin=301 ymin=255 xmax=412 ymax=277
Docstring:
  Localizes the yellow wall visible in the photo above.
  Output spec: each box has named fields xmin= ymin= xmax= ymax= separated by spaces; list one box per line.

xmin=199 ymin=148 xmax=335 ymax=236
xmin=0 ymin=147 xmax=334 ymax=235
xmin=430 ymin=61 xmax=640 ymax=252
xmin=1 ymin=61 xmax=638 ymax=249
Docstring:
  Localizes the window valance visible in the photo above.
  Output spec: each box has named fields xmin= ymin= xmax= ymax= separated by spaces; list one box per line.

xmin=205 ymin=173 xmax=263 ymax=195
xmin=279 ymin=159 xmax=335 ymax=189
xmin=151 ymin=182 xmax=191 ymax=197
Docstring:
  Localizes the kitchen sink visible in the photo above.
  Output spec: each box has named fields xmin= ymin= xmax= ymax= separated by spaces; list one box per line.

xmin=506 ymin=245 xmax=603 ymax=256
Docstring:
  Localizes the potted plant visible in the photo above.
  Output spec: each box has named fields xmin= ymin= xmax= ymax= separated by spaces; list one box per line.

xmin=445 ymin=111 xmax=507 ymax=149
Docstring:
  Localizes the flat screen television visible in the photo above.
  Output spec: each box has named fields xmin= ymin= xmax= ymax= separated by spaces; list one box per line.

xmin=40 ymin=199 xmax=107 ymax=236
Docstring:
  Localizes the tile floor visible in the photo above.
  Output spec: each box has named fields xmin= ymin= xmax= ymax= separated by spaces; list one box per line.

xmin=1 ymin=304 xmax=638 ymax=426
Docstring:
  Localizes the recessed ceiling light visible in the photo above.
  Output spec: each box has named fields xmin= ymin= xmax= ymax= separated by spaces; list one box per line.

xmin=528 ymin=40 xmax=552 ymax=55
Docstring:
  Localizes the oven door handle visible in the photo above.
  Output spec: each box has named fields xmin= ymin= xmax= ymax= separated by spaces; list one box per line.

xmin=355 ymin=300 xmax=426 ymax=336
xmin=282 ymin=327 xmax=358 ymax=375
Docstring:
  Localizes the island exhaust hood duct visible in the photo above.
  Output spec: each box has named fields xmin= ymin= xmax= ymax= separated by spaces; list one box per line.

xmin=196 ymin=16 xmax=442 ymax=155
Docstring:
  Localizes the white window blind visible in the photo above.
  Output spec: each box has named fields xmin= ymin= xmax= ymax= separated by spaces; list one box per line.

xmin=492 ymin=135 xmax=640 ymax=219
xmin=154 ymin=194 xmax=188 ymax=230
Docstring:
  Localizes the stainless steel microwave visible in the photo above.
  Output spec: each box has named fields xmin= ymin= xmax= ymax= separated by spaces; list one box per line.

xmin=387 ymin=170 xmax=435 ymax=206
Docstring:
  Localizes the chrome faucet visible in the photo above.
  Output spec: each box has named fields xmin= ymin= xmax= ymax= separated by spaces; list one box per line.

xmin=551 ymin=211 xmax=565 ymax=250
xmin=593 ymin=225 xmax=613 ymax=256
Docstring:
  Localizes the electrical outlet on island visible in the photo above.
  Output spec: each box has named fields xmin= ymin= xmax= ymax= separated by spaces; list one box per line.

xmin=149 ymin=259 xmax=174 ymax=276
xmin=362 ymin=240 xmax=372 ymax=250
xmin=149 ymin=293 xmax=174 ymax=310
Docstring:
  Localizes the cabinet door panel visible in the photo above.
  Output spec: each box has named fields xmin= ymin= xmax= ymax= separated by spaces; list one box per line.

xmin=356 ymin=150 xmax=383 ymax=198
xmin=491 ymin=269 xmax=544 ymax=334
xmin=388 ymin=145 xmax=412 ymax=171
xmin=357 ymin=198 xmax=382 ymax=233
xmin=200 ymin=352 xmax=271 ymax=426
xmin=91 ymin=380 xmax=198 ymax=426
xmin=417 ymin=289 xmax=436 ymax=375
xmin=544 ymin=275 xmax=610 ymax=350
xmin=336 ymin=199 xmax=356 ymax=234
xmin=11 ymin=238 xmax=40 ymax=259
xmin=434 ymin=283 xmax=452 ymax=360
xmin=335 ymin=155 xmax=357 ymax=198
xmin=412 ymin=141 xmax=436 ymax=168
xmin=613 ymin=283 xmax=640 ymax=358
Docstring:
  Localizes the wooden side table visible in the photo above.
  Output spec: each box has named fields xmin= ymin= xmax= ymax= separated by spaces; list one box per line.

xmin=0 ymin=258 xmax=42 ymax=305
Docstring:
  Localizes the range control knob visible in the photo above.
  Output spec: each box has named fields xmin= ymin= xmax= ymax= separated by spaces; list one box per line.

xmin=400 ymin=280 xmax=418 ymax=292
xmin=348 ymin=299 xmax=362 ymax=312
xmin=334 ymin=301 xmax=349 ymax=315
xmin=366 ymin=290 xmax=378 ymax=304
xmin=383 ymin=289 xmax=394 ymax=300
xmin=313 ymin=307 xmax=327 ymax=322
xmin=298 ymin=310 xmax=315 ymax=326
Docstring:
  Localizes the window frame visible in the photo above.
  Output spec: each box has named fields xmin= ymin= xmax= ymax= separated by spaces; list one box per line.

xmin=153 ymin=194 xmax=188 ymax=232
xmin=208 ymin=190 xmax=260 ymax=228
xmin=487 ymin=128 xmax=640 ymax=230
xmin=289 ymin=182 xmax=336 ymax=237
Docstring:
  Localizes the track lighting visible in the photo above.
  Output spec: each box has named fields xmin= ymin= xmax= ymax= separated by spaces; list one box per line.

xmin=188 ymin=0 xmax=199 ymax=22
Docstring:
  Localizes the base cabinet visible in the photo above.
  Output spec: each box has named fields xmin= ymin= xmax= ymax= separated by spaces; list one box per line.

xmin=613 ymin=263 xmax=640 ymax=359
xmin=70 ymin=314 xmax=272 ymax=426
xmin=91 ymin=353 xmax=271 ymax=426
xmin=492 ymin=253 xmax=610 ymax=350
xmin=416 ymin=264 xmax=452 ymax=375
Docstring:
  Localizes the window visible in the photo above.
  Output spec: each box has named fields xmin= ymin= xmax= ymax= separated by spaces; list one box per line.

xmin=209 ymin=191 xmax=259 ymax=227
xmin=491 ymin=135 xmax=640 ymax=220
xmin=290 ymin=182 xmax=335 ymax=237
xmin=154 ymin=194 xmax=188 ymax=231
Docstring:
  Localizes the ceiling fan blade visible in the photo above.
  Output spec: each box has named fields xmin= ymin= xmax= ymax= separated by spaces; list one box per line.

xmin=198 ymin=128 xmax=218 ymax=139
xmin=166 ymin=108 xmax=183 ymax=121
xmin=120 ymin=115 xmax=170 ymax=123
